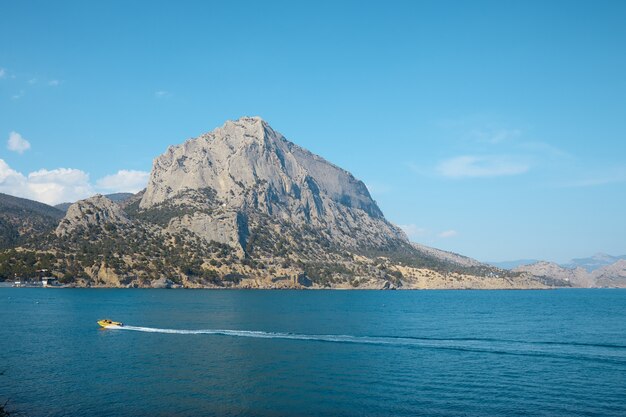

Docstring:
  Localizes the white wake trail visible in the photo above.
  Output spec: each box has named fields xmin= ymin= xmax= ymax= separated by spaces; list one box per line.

xmin=119 ymin=325 xmax=393 ymax=345
xmin=109 ymin=325 xmax=626 ymax=364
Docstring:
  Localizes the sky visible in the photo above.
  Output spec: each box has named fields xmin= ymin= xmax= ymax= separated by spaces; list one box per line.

xmin=1 ymin=0 xmax=625 ymax=263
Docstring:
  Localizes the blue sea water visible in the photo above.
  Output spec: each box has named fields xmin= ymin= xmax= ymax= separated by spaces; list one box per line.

xmin=1 ymin=288 xmax=625 ymax=416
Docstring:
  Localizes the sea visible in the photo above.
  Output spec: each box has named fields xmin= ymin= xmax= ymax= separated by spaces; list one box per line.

xmin=1 ymin=288 xmax=625 ymax=416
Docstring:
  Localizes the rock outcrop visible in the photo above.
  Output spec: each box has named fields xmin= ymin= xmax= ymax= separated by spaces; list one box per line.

xmin=56 ymin=195 xmax=131 ymax=237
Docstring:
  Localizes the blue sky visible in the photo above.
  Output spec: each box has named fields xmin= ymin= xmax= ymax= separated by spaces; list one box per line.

xmin=1 ymin=0 xmax=625 ymax=262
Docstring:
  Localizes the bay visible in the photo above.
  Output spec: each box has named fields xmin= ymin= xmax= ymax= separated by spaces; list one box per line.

xmin=1 ymin=288 xmax=625 ymax=416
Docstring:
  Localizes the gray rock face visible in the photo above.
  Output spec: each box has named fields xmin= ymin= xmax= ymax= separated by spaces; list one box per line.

xmin=592 ymin=259 xmax=626 ymax=287
xmin=55 ymin=195 xmax=131 ymax=237
xmin=140 ymin=117 xmax=406 ymax=251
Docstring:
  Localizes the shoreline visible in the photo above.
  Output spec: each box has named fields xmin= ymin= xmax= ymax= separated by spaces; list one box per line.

xmin=2 ymin=284 xmax=620 ymax=290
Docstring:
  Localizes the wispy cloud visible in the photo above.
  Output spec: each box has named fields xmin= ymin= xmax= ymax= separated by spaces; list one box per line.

xmin=155 ymin=90 xmax=170 ymax=98
xmin=7 ymin=131 xmax=31 ymax=154
xmin=470 ymin=128 xmax=522 ymax=144
xmin=516 ymin=141 xmax=571 ymax=158
xmin=0 ymin=68 xmax=5 ymax=78
xmin=48 ymin=79 xmax=60 ymax=87
xmin=420 ymin=117 xmax=573 ymax=182
xmin=11 ymin=90 xmax=25 ymax=100
xmin=437 ymin=155 xmax=529 ymax=178
xmin=560 ymin=166 xmax=626 ymax=188
xmin=28 ymin=78 xmax=38 ymax=85
xmin=365 ymin=180 xmax=391 ymax=195
xmin=438 ymin=230 xmax=458 ymax=238
xmin=399 ymin=224 xmax=427 ymax=240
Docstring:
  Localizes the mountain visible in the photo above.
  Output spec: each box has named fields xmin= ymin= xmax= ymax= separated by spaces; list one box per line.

xmin=515 ymin=259 xmax=626 ymax=288
xmin=563 ymin=253 xmax=626 ymax=272
xmin=514 ymin=262 xmax=594 ymax=287
xmin=138 ymin=116 xmax=403 ymax=254
xmin=55 ymin=192 xmax=135 ymax=213
xmin=486 ymin=259 xmax=541 ymax=270
xmin=0 ymin=117 xmax=558 ymax=289
xmin=592 ymin=260 xmax=626 ymax=287
xmin=493 ymin=253 xmax=626 ymax=272
xmin=0 ymin=193 xmax=64 ymax=249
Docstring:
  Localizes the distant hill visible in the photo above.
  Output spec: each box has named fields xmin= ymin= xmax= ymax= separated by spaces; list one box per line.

xmin=563 ymin=253 xmax=626 ymax=272
xmin=489 ymin=253 xmax=626 ymax=272
xmin=104 ymin=192 xmax=135 ymax=203
xmin=55 ymin=192 xmax=135 ymax=213
xmin=0 ymin=193 xmax=64 ymax=248
xmin=54 ymin=202 xmax=73 ymax=212
xmin=486 ymin=259 xmax=540 ymax=270
xmin=515 ymin=259 xmax=626 ymax=288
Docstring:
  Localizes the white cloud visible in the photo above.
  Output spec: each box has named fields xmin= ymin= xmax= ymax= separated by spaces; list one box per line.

xmin=0 ymin=159 xmax=147 ymax=206
xmin=437 ymin=155 xmax=529 ymax=178
xmin=155 ymin=90 xmax=169 ymax=98
xmin=7 ymin=131 xmax=31 ymax=154
xmin=0 ymin=68 xmax=5 ymax=78
xmin=11 ymin=90 xmax=24 ymax=100
xmin=517 ymin=141 xmax=570 ymax=158
xmin=560 ymin=166 xmax=626 ymax=188
xmin=399 ymin=224 xmax=427 ymax=240
xmin=0 ymin=159 xmax=93 ymax=205
xmin=0 ymin=159 xmax=26 ymax=187
xmin=96 ymin=170 xmax=149 ymax=193
xmin=438 ymin=230 xmax=458 ymax=238
xmin=48 ymin=79 xmax=60 ymax=86
xmin=28 ymin=78 xmax=38 ymax=85
xmin=470 ymin=128 xmax=522 ymax=144
xmin=27 ymin=168 xmax=93 ymax=205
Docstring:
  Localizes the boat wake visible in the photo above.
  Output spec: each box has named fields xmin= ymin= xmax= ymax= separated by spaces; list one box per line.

xmin=115 ymin=325 xmax=626 ymax=365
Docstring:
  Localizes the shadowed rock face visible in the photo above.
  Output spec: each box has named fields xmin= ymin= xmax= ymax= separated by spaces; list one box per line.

xmin=140 ymin=117 xmax=405 ymax=251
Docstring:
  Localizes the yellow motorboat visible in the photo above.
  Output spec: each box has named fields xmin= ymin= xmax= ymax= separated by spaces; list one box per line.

xmin=97 ymin=319 xmax=123 ymax=328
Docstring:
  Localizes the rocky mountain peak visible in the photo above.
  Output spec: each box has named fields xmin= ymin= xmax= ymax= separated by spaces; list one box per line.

xmin=55 ymin=194 xmax=131 ymax=237
xmin=139 ymin=117 xmax=401 ymax=252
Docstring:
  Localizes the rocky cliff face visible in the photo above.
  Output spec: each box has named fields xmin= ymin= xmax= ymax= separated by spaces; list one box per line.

xmin=56 ymin=195 xmax=131 ymax=237
xmin=139 ymin=117 xmax=406 ymax=254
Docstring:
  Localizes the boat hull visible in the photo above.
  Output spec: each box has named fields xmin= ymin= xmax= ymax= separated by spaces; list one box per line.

xmin=97 ymin=319 xmax=123 ymax=328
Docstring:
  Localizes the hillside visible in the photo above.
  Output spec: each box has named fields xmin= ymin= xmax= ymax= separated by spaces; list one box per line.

xmin=0 ymin=193 xmax=64 ymax=248
xmin=515 ymin=259 xmax=626 ymax=288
